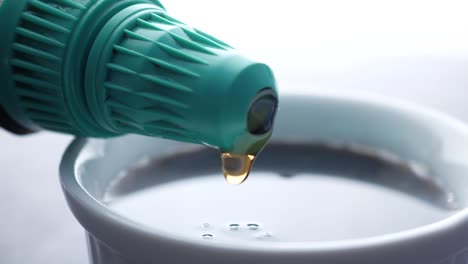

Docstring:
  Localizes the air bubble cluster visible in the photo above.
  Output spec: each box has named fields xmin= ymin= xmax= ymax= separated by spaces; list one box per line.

xmin=199 ymin=222 xmax=275 ymax=241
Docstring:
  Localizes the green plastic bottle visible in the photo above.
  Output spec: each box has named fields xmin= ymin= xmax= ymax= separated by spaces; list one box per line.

xmin=0 ymin=0 xmax=278 ymax=182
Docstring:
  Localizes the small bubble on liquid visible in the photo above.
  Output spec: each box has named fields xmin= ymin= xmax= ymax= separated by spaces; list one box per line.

xmin=202 ymin=234 xmax=214 ymax=239
xmin=202 ymin=223 xmax=211 ymax=229
xmin=229 ymin=224 xmax=240 ymax=231
xmin=257 ymin=232 xmax=273 ymax=240
xmin=247 ymin=223 xmax=259 ymax=230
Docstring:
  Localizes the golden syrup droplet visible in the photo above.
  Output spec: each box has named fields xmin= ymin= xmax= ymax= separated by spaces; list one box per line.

xmin=221 ymin=153 xmax=256 ymax=185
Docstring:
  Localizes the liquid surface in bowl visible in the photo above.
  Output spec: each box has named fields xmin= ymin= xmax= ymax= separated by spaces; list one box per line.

xmin=107 ymin=143 xmax=457 ymax=243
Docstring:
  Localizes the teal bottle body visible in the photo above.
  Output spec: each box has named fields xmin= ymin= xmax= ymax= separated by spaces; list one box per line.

xmin=0 ymin=0 xmax=278 ymax=154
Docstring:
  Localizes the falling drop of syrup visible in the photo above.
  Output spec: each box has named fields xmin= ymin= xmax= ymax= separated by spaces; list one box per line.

xmin=221 ymin=153 xmax=256 ymax=185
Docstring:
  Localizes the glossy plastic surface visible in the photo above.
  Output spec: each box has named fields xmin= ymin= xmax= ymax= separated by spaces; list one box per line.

xmin=0 ymin=0 xmax=277 ymax=151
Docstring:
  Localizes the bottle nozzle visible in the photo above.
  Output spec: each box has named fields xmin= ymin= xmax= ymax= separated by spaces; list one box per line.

xmin=0 ymin=0 xmax=278 ymax=164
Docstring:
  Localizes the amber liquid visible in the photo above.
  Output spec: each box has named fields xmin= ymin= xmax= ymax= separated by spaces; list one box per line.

xmin=221 ymin=153 xmax=256 ymax=185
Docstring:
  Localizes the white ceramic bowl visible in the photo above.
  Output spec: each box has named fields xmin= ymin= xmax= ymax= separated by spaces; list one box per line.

xmin=60 ymin=92 xmax=468 ymax=264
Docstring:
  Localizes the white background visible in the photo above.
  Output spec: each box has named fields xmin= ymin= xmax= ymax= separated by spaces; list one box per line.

xmin=2 ymin=0 xmax=468 ymax=263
